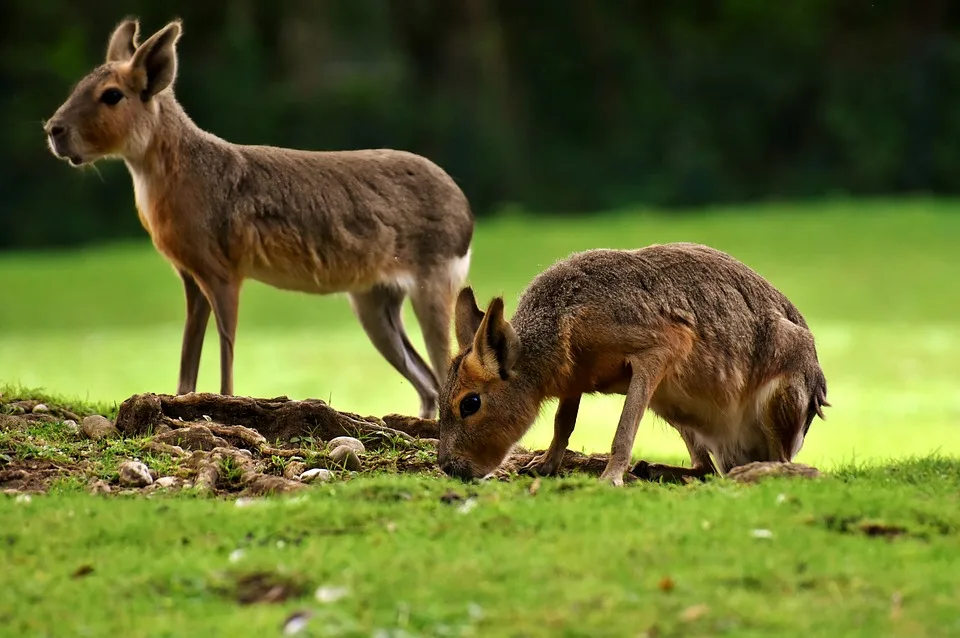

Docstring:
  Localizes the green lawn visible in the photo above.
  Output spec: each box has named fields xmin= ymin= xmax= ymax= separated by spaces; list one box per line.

xmin=3 ymin=198 xmax=960 ymax=467
xmin=1 ymin=460 xmax=959 ymax=637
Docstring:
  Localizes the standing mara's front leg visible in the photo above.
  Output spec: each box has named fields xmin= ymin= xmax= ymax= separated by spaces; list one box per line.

xmin=521 ymin=394 xmax=582 ymax=477
xmin=177 ymin=270 xmax=212 ymax=395
xmin=195 ymin=276 xmax=241 ymax=396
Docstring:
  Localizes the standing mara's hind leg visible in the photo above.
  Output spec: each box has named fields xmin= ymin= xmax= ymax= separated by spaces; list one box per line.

xmin=193 ymin=275 xmax=241 ymax=396
xmin=349 ymin=285 xmax=440 ymax=419
xmin=409 ymin=253 xmax=471 ymax=385
xmin=176 ymin=269 xmax=212 ymax=395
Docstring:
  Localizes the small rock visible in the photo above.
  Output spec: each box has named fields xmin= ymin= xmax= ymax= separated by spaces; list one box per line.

xmin=299 ymin=468 xmax=333 ymax=483
xmin=118 ymin=461 xmax=154 ymax=488
xmin=82 ymin=415 xmax=118 ymax=440
xmin=283 ymin=461 xmax=307 ymax=480
xmin=329 ymin=445 xmax=361 ymax=471
xmin=89 ymin=480 xmax=113 ymax=494
xmin=62 ymin=419 xmax=80 ymax=435
xmin=32 ymin=403 xmax=50 ymax=414
xmin=327 ymin=437 xmax=365 ymax=454
xmin=155 ymin=476 xmax=178 ymax=488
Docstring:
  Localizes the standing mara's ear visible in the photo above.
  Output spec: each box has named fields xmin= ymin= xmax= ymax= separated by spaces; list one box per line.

xmin=473 ymin=297 xmax=519 ymax=380
xmin=106 ymin=18 xmax=141 ymax=63
xmin=129 ymin=20 xmax=182 ymax=100
xmin=455 ymin=287 xmax=485 ymax=350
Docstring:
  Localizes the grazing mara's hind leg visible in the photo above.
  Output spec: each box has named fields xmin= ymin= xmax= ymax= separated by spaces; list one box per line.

xmin=632 ymin=427 xmax=717 ymax=483
xmin=176 ymin=270 xmax=212 ymax=395
xmin=715 ymin=376 xmax=810 ymax=474
xmin=349 ymin=285 xmax=440 ymax=419
xmin=194 ymin=276 xmax=241 ymax=396
xmin=521 ymin=394 xmax=582 ymax=477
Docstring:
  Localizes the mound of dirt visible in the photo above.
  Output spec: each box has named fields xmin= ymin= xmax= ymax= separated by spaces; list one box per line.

xmin=2 ymin=392 xmax=822 ymax=495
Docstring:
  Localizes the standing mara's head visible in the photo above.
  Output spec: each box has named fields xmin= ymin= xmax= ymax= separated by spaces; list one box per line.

xmin=437 ymin=287 xmax=538 ymax=481
xmin=44 ymin=17 xmax=182 ymax=166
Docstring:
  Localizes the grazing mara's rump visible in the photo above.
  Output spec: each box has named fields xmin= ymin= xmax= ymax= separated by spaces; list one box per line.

xmin=437 ymin=243 xmax=829 ymax=485
xmin=43 ymin=18 xmax=474 ymax=419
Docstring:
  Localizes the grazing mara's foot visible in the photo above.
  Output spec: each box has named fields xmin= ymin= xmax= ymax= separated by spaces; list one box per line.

xmin=520 ymin=451 xmax=565 ymax=477
xmin=631 ymin=460 xmax=713 ymax=484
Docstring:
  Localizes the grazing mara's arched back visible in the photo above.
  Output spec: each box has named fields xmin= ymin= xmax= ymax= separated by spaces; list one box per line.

xmin=44 ymin=18 xmax=474 ymax=418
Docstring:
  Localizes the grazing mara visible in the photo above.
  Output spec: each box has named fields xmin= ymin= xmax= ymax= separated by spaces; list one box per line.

xmin=43 ymin=18 xmax=474 ymax=419
xmin=437 ymin=243 xmax=829 ymax=485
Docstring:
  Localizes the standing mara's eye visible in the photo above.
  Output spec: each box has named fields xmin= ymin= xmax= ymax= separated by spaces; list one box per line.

xmin=459 ymin=393 xmax=481 ymax=419
xmin=100 ymin=88 xmax=124 ymax=105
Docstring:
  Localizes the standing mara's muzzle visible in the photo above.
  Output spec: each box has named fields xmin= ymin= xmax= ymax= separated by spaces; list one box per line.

xmin=43 ymin=119 xmax=83 ymax=166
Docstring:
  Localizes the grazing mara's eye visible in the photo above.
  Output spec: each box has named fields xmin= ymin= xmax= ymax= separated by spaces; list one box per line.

xmin=459 ymin=393 xmax=481 ymax=419
xmin=100 ymin=88 xmax=124 ymax=106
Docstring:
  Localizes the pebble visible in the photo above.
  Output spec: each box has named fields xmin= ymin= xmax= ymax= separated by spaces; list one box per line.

xmin=118 ymin=460 xmax=154 ymax=488
xmin=329 ymin=445 xmax=361 ymax=471
xmin=155 ymin=476 xmax=178 ymax=488
xmin=62 ymin=419 xmax=80 ymax=435
xmin=31 ymin=403 xmax=50 ymax=414
xmin=82 ymin=415 xmax=118 ymax=440
xmin=299 ymin=468 xmax=333 ymax=483
xmin=327 ymin=436 xmax=365 ymax=454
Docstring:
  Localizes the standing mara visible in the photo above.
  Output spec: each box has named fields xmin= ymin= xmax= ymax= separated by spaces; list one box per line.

xmin=44 ymin=18 xmax=474 ymax=419
xmin=438 ymin=243 xmax=829 ymax=485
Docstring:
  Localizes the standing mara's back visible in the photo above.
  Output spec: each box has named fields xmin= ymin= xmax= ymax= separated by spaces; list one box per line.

xmin=438 ymin=243 xmax=829 ymax=485
xmin=43 ymin=18 xmax=474 ymax=418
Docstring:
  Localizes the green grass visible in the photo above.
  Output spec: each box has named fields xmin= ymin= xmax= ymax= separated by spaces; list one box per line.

xmin=1 ymin=459 xmax=959 ymax=637
xmin=2 ymin=198 xmax=960 ymax=636
xmin=3 ymin=197 xmax=959 ymax=467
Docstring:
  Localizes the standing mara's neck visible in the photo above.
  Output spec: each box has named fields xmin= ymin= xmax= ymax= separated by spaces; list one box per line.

xmin=122 ymin=93 xmax=204 ymax=179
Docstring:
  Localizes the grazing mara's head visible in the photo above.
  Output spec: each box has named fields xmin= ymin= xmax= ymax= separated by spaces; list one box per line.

xmin=437 ymin=288 xmax=538 ymax=481
xmin=44 ymin=18 xmax=181 ymax=167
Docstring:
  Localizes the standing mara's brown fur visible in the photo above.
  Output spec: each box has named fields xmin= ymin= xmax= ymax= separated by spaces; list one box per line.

xmin=437 ymin=243 xmax=829 ymax=485
xmin=44 ymin=18 xmax=474 ymax=418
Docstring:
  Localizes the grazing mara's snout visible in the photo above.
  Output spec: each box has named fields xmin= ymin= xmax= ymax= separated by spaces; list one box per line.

xmin=44 ymin=17 xmax=474 ymax=419
xmin=438 ymin=243 xmax=829 ymax=485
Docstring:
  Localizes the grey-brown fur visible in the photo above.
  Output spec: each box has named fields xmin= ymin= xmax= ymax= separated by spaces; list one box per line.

xmin=437 ymin=242 xmax=829 ymax=485
xmin=43 ymin=18 xmax=474 ymax=418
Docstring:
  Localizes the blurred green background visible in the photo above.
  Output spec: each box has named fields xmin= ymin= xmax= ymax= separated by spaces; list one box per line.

xmin=1 ymin=1 xmax=959 ymax=466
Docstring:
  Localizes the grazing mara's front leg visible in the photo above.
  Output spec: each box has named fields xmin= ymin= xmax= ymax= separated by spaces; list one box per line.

xmin=521 ymin=394 xmax=582 ymax=477
xmin=194 ymin=276 xmax=241 ymax=396
xmin=599 ymin=357 xmax=668 ymax=487
xmin=176 ymin=270 xmax=212 ymax=395
xmin=349 ymin=285 xmax=440 ymax=419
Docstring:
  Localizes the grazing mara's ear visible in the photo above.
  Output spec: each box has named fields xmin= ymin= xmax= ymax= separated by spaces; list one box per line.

xmin=472 ymin=297 xmax=519 ymax=380
xmin=129 ymin=20 xmax=182 ymax=100
xmin=106 ymin=18 xmax=141 ymax=63
xmin=455 ymin=287 xmax=485 ymax=350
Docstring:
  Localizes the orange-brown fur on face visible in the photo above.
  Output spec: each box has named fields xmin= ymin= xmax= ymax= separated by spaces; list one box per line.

xmin=438 ymin=244 xmax=829 ymax=483
xmin=43 ymin=18 xmax=474 ymax=419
